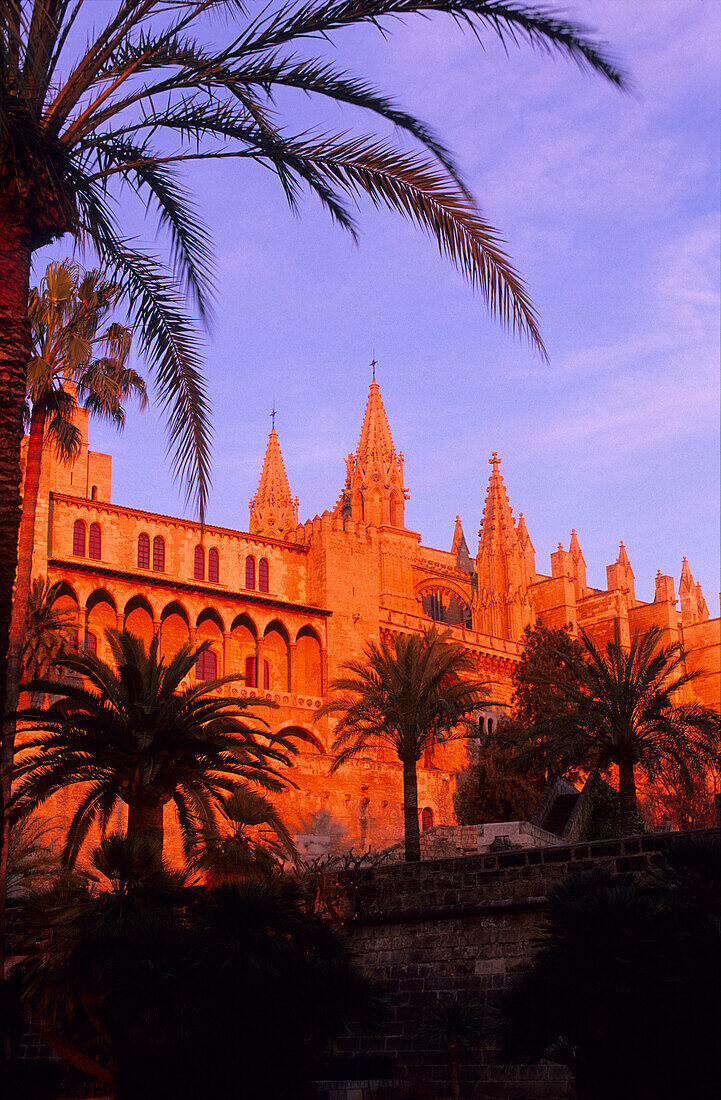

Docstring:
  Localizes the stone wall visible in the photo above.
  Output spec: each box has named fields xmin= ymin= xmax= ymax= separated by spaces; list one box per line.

xmin=338 ymin=830 xmax=720 ymax=1100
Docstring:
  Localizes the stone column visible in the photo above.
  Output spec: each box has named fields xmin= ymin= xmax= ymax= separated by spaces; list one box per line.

xmin=288 ymin=642 xmax=297 ymax=694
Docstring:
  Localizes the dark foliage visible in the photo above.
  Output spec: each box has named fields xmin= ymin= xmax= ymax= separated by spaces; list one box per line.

xmin=501 ymin=839 xmax=721 ymax=1099
xmin=577 ymin=775 xmax=622 ymax=841
xmin=453 ymin=727 xmax=545 ymax=824
xmin=11 ymin=835 xmax=381 ymax=1100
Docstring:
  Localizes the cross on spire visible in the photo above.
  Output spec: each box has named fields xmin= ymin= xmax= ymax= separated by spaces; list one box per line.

xmin=370 ymin=354 xmax=377 ymax=382
xmin=489 ymin=451 xmax=501 ymax=470
xmin=270 ymin=403 xmax=277 ymax=430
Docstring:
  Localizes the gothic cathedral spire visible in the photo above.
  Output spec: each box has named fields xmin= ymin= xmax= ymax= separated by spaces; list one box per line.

xmin=476 ymin=453 xmax=533 ymax=640
xmin=249 ymin=425 xmax=299 ymax=539
xmin=342 ymin=378 xmax=408 ymax=528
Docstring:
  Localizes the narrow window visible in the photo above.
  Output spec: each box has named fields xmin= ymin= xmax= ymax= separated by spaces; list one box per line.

xmin=84 ymin=631 xmax=97 ymax=656
xmin=137 ymin=533 xmax=150 ymax=569
xmin=88 ymin=523 xmax=101 ymax=560
xmin=258 ymin=558 xmax=269 ymax=593
xmin=91 ymin=485 xmax=98 ymax=501
xmin=153 ymin=536 xmax=165 ymax=572
xmin=424 ymin=737 xmax=435 ymax=769
xmin=487 ymin=717 xmax=494 ymax=735
xmin=73 ymin=520 xmax=86 ymax=557
xmin=421 ymin=807 xmax=434 ymax=831
xmin=195 ymin=649 xmax=217 ymax=681
xmin=244 ymin=655 xmax=257 ymax=688
xmin=194 ymin=545 xmax=205 ymax=581
xmin=263 ymin=660 xmax=270 ymax=690
xmin=245 ymin=555 xmax=256 ymax=590
xmin=208 ymin=548 xmax=219 ymax=584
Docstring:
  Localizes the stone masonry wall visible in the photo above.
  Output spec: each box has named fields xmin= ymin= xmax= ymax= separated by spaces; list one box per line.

xmin=340 ymin=830 xmax=720 ymax=1100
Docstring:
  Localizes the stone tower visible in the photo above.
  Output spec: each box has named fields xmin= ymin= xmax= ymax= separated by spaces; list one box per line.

xmin=249 ymin=425 xmax=299 ymax=539
xmin=341 ymin=379 xmax=408 ymax=528
xmin=475 ymin=453 xmax=534 ymax=640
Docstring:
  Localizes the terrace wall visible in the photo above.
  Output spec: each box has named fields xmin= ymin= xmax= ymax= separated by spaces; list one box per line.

xmin=338 ymin=830 xmax=720 ymax=1100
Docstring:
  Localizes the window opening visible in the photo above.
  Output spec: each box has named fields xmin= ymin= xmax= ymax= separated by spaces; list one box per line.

xmin=73 ymin=520 xmax=86 ymax=557
xmin=153 ymin=536 xmax=165 ymax=572
xmin=194 ymin=545 xmax=205 ymax=581
xmin=137 ymin=533 xmax=150 ymax=569
xmin=88 ymin=523 xmax=101 ymax=560
xmin=208 ymin=548 xmax=219 ymax=583
xmin=195 ymin=650 xmax=217 ymax=681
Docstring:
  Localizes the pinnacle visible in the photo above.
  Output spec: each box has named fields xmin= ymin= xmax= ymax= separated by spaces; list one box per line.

xmin=249 ymin=427 xmax=298 ymax=537
xmin=479 ymin=453 xmax=517 ymax=550
xmin=517 ymin=512 xmax=534 ymax=551
xmin=569 ymin=528 xmax=584 ymax=562
xmin=452 ymin=515 xmax=467 ymax=555
xmin=355 ymin=380 xmax=397 ymax=467
xmin=679 ymin=556 xmax=695 ymax=590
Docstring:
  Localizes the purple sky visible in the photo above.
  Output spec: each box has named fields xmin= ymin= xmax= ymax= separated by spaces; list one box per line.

xmin=37 ymin=1 xmax=720 ymax=614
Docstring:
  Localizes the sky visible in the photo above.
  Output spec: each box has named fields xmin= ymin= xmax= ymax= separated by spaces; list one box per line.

xmin=36 ymin=0 xmax=720 ymax=614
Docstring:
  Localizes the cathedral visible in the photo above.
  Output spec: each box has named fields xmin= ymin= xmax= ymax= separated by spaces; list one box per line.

xmin=24 ymin=379 xmax=720 ymax=856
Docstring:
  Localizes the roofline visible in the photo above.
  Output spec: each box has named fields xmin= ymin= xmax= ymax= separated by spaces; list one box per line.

xmin=49 ymin=493 xmax=309 ymax=553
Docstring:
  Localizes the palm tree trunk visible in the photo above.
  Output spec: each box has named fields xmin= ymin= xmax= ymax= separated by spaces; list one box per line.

xmin=127 ymin=796 xmax=165 ymax=864
xmin=402 ymin=758 xmax=421 ymax=862
xmin=618 ymin=760 xmax=639 ymax=835
xmin=0 ymin=210 xmax=33 ymax=979
xmin=8 ymin=405 xmax=46 ymax=689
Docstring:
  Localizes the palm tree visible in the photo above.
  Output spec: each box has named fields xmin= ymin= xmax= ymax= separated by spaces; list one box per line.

xmin=6 ymin=813 xmax=60 ymax=899
xmin=420 ymin=993 xmax=485 ymax=1100
xmin=0 ymin=0 xmax=626 ymax=970
xmin=12 ymin=628 xmax=317 ymax=867
xmin=21 ymin=576 xmax=76 ymax=686
xmin=191 ymin=784 xmax=299 ymax=883
xmin=524 ymin=625 xmax=721 ymax=834
xmin=320 ymin=628 xmax=487 ymax=861
xmin=8 ymin=259 xmax=145 ymax=734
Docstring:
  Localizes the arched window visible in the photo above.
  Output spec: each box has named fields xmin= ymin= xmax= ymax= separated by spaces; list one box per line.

xmin=137 ymin=533 xmax=150 ymax=569
xmin=245 ymin=555 xmax=256 ymax=590
xmin=487 ymin=717 xmax=494 ymax=735
xmin=88 ymin=523 xmax=101 ymax=560
xmin=84 ymin=631 xmax=97 ymax=655
xmin=258 ymin=558 xmax=269 ymax=593
xmin=421 ymin=590 xmax=472 ymax=628
xmin=423 ymin=738 xmax=435 ymax=769
xmin=421 ymin=807 xmax=434 ymax=831
xmin=153 ymin=536 xmax=165 ymax=572
xmin=208 ymin=548 xmax=219 ymax=584
xmin=194 ymin=545 xmax=205 ymax=581
xmin=91 ymin=485 xmax=98 ymax=501
xmin=195 ymin=649 xmax=217 ymax=681
xmin=72 ymin=520 xmax=86 ymax=557
xmin=263 ymin=660 xmax=270 ymax=690
xmin=245 ymin=655 xmax=257 ymax=688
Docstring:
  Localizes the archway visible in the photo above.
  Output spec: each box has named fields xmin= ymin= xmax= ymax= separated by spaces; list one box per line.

xmin=86 ymin=589 xmax=117 ymax=659
xmin=295 ymin=626 xmax=322 ymax=696
xmin=160 ymin=601 xmax=190 ymax=659
xmin=124 ymin=595 xmax=154 ymax=646
xmin=263 ymin=620 xmax=289 ymax=692
xmin=196 ymin=608 xmax=223 ymax=678
xmin=229 ymin=614 xmax=257 ymax=684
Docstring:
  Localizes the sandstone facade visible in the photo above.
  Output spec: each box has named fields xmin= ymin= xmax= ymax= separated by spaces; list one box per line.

xmin=23 ymin=382 xmax=720 ymax=856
